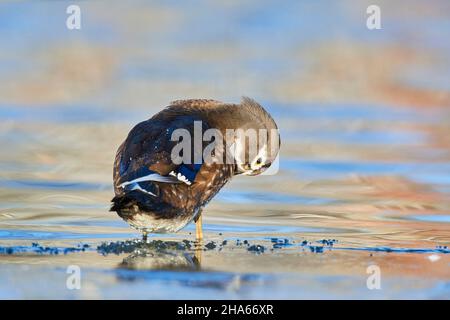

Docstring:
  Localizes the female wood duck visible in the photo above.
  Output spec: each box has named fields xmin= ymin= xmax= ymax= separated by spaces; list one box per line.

xmin=111 ymin=97 xmax=280 ymax=241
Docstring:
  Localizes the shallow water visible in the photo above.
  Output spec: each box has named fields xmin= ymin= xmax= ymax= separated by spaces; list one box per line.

xmin=0 ymin=0 xmax=449 ymax=299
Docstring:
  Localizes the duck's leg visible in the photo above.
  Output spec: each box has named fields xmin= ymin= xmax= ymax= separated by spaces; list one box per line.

xmin=195 ymin=213 xmax=203 ymax=241
xmin=193 ymin=209 xmax=203 ymax=265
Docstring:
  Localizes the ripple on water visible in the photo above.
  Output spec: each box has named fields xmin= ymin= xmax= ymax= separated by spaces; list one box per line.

xmin=282 ymin=159 xmax=450 ymax=185
xmin=186 ymin=223 xmax=335 ymax=234
xmin=217 ymin=190 xmax=336 ymax=205
xmin=407 ymin=215 xmax=450 ymax=223
xmin=0 ymin=229 xmax=136 ymax=240
xmin=0 ymin=179 xmax=109 ymax=191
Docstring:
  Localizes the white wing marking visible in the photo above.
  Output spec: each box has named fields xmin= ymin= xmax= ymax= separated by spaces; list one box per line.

xmin=119 ymin=173 xmax=181 ymax=188
xmin=128 ymin=183 xmax=157 ymax=197
xmin=169 ymin=171 xmax=192 ymax=185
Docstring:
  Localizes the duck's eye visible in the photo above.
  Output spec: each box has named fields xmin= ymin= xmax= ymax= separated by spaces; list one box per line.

xmin=256 ymin=158 xmax=262 ymax=165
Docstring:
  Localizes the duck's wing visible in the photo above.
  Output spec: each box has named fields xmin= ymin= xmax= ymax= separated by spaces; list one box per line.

xmin=113 ymin=113 xmax=210 ymax=195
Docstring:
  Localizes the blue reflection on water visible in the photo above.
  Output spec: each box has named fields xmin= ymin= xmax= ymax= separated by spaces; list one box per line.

xmin=408 ymin=215 xmax=450 ymax=223
xmin=0 ymin=229 xmax=135 ymax=240
xmin=282 ymin=158 xmax=450 ymax=186
xmin=217 ymin=190 xmax=335 ymax=205
xmin=0 ymin=179 xmax=107 ymax=191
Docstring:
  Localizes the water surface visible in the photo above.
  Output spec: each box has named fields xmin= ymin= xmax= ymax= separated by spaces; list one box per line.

xmin=0 ymin=0 xmax=449 ymax=299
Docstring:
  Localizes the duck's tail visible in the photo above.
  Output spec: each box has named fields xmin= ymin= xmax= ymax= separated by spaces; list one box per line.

xmin=110 ymin=191 xmax=150 ymax=217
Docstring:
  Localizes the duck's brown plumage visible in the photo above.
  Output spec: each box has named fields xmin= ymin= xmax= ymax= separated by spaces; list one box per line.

xmin=111 ymin=97 xmax=279 ymax=233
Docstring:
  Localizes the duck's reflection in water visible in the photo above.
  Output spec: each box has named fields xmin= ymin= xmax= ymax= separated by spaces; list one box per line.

xmin=114 ymin=240 xmax=203 ymax=271
xmin=120 ymin=248 xmax=201 ymax=271
xmin=106 ymin=240 xmax=267 ymax=291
